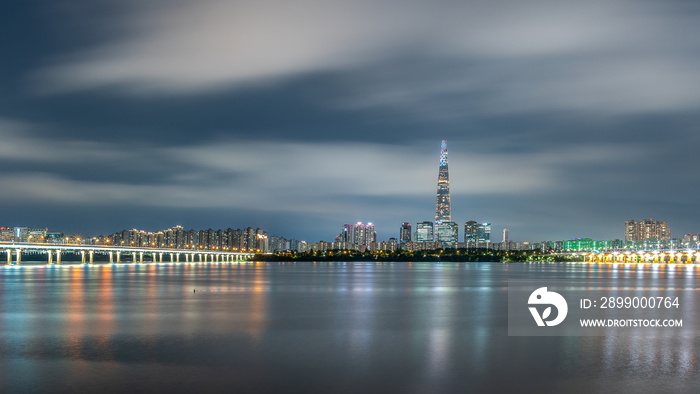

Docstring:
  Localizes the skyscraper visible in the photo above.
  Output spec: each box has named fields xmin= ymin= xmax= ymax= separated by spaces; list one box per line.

xmin=435 ymin=140 xmax=451 ymax=223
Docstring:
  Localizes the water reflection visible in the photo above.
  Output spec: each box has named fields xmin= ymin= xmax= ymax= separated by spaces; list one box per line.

xmin=0 ymin=262 xmax=699 ymax=392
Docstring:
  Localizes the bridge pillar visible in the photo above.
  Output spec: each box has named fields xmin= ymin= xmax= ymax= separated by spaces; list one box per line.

xmin=159 ymin=253 xmax=163 ymax=263
xmin=48 ymin=250 xmax=53 ymax=264
xmin=116 ymin=251 xmax=121 ymax=263
xmin=89 ymin=250 xmax=94 ymax=264
xmin=170 ymin=253 xmax=174 ymax=262
xmin=199 ymin=254 xmax=202 ymax=262
xmin=6 ymin=249 xmax=10 ymax=265
xmin=176 ymin=253 xmax=179 ymax=263
xmin=81 ymin=251 xmax=86 ymax=264
xmin=109 ymin=251 xmax=113 ymax=264
xmin=15 ymin=249 xmax=21 ymax=265
xmin=57 ymin=250 xmax=62 ymax=265
xmin=139 ymin=252 xmax=144 ymax=264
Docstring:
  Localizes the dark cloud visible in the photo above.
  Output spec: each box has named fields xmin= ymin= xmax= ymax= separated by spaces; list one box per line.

xmin=1 ymin=0 xmax=699 ymax=242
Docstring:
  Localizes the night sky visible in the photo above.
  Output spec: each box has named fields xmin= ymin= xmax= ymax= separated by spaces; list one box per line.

xmin=1 ymin=0 xmax=699 ymax=242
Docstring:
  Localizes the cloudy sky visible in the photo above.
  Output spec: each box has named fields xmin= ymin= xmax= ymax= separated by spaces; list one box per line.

xmin=1 ymin=0 xmax=699 ymax=242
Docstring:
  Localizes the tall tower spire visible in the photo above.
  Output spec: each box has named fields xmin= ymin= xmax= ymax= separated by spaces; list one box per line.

xmin=435 ymin=140 xmax=451 ymax=222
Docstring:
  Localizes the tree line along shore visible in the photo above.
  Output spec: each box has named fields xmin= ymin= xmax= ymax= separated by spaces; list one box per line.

xmin=254 ymin=249 xmax=584 ymax=262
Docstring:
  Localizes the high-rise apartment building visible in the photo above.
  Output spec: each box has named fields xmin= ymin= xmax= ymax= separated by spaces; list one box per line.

xmin=399 ymin=222 xmax=412 ymax=243
xmin=435 ymin=140 xmax=451 ymax=222
xmin=416 ymin=221 xmax=434 ymax=242
xmin=503 ymin=229 xmax=509 ymax=243
xmin=255 ymin=228 xmax=269 ymax=252
xmin=625 ymin=219 xmax=670 ymax=241
xmin=353 ymin=222 xmax=365 ymax=246
xmin=366 ymin=223 xmax=377 ymax=244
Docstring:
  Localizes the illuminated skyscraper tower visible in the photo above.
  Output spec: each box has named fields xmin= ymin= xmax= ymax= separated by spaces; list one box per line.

xmin=435 ymin=140 xmax=451 ymax=222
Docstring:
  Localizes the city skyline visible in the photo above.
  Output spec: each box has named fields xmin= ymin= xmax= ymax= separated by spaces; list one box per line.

xmin=0 ymin=134 xmax=689 ymax=248
xmin=2 ymin=1 xmax=700 ymax=242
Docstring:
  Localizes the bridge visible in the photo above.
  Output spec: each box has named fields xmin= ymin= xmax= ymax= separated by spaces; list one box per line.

xmin=0 ymin=242 xmax=256 ymax=265
xmin=574 ymin=250 xmax=700 ymax=264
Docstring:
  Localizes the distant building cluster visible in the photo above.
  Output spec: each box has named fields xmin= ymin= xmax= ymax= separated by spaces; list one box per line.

xmin=401 ymin=141 xmax=501 ymax=249
xmin=332 ymin=222 xmax=378 ymax=252
xmin=0 ymin=224 xmax=298 ymax=254
xmin=312 ymin=143 xmax=686 ymax=254
xmin=0 ymin=226 xmax=64 ymax=243
xmin=308 ymin=141 xmax=519 ymax=252
xmin=109 ymin=225 xmax=300 ymax=253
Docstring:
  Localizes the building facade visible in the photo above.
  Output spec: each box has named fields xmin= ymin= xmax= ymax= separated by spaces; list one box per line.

xmin=399 ymin=222 xmax=412 ymax=243
xmin=416 ymin=221 xmax=434 ymax=242
xmin=464 ymin=221 xmax=478 ymax=243
xmin=435 ymin=140 xmax=451 ymax=222
xmin=476 ymin=223 xmax=491 ymax=243
xmin=625 ymin=219 xmax=670 ymax=241
xmin=435 ymin=221 xmax=459 ymax=245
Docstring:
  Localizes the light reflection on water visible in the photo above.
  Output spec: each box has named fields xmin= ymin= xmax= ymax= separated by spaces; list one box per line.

xmin=0 ymin=262 xmax=698 ymax=393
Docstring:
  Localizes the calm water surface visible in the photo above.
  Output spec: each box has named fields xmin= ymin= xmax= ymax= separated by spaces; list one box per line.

xmin=1 ymin=261 xmax=699 ymax=393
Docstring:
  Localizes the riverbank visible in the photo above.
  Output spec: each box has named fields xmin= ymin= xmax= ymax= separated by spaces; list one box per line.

xmin=254 ymin=249 xmax=584 ymax=262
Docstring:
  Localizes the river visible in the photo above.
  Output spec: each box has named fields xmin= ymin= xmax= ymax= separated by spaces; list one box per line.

xmin=0 ymin=261 xmax=698 ymax=393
